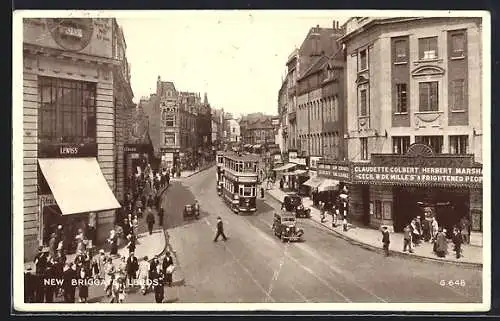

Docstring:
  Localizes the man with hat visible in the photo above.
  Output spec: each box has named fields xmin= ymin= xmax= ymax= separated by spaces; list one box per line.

xmin=126 ymin=251 xmax=139 ymax=288
xmin=213 ymin=217 xmax=227 ymax=242
xmin=380 ymin=225 xmax=390 ymax=257
xmin=24 ymin=266 xmax=36 ymax=303
xmin=33 ymin=247 xmax=49 ymax=302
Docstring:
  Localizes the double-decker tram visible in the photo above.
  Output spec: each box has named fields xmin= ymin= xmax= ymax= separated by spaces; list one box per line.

xmin=216 ymin=151 xmax=225 ymax=195
xmin=222 ymin=153 xmax=260 ymax=213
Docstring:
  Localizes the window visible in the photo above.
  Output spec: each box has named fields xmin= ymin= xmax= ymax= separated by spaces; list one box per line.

xmin=450 ymin=31 xmax=466 ymax=58
xmin=165 ymin=115 xmax=175 ymax=127
xmin=415 ymin=135 xmax=443 ymax=154
xmin=449 ymin=135 xmax=468 ymax=154
xmin=239 ymin=186 xmax=253 ymax=197
xmin=360 ymin=137 xmax=368 ymax=160
xmin=396 ymin=83 xmax=408 ymax=113
xmin=164 ymin=133 xmax=175 ymax=145
xmin=38 ymin=77 xmax=96 ymax=144
xmin=451 ymin=79 xmax=465 ymax=111
xmin=359 ymin=88 xmax=368 ymax=116
xmin=419 ymin=37 xmax=438 ymax=60
xmin=359 ymin=49 xmax=368 ymax=71
xmin=419 ymin=82 xmax=439 ymax=112
xmin=393 ymin=39 xmax=408 ymax=63
xmin=392 ymin=136 xmax=410 ymax=154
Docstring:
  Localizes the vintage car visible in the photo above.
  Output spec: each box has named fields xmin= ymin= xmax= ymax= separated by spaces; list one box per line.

xmin=283 ymin=193 xmax=311 ymax=218
xmin=272 ymin=211 xmax=304 ymax=242
xmin=183 ymin=203 xmax=200 ymax=219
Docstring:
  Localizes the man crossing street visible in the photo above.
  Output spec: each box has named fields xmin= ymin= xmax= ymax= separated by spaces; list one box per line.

xmin=213 ymin=216 xmax=227 ymax=242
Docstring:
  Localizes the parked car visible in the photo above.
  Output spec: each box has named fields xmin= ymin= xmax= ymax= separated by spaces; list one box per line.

xmin=272 ymin=211 xmax=304 ymax=242
xmin=283 ymin=193 xmax=311 ymax=218
xmin=183 ymin=203 xmax=200 ymax=219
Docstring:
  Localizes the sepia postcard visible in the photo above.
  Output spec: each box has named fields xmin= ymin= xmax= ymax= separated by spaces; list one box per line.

xmin=12 ymin=9 xmax=491 ymax=312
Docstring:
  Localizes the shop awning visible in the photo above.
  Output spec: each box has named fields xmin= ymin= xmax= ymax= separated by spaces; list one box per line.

xmin=38 ymin=158 xmax=121 ymax=215
xmin=317 ymin=178 xmax=339 ymax=192
xmin=253 ymin=144 xmax=262 ymax=149
xmin=273 ymin=163 xmax=296 ymax=171
xmin=287 ymin=169 xmax=308 ymax=176
xmin=244 ymin=144 xmax=252 ymax=148
xmin=302 ymin=177 xmax=323 ymax=187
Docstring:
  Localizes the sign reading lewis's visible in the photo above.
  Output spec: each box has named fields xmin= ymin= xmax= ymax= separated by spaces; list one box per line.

xmin=352 ymin=165 xmax=482 ymax=186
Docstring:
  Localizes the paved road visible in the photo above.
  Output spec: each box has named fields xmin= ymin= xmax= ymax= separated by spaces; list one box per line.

xmin=165 ymin=167 xmax=482 ymax=303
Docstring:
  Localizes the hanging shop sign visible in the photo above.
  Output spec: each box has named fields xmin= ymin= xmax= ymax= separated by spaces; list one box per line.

xmin=351 ymin=164 xmax=483 ymax=187
xmin=289 ymin=157 xmax=306 ymax=166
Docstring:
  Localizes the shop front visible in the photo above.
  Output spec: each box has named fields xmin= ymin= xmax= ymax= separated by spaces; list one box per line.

xmin=314 ymin=159 xmax=351 ymax=208
xmin=350 ymin=152 xmax=483 ymax=234
xmin=124 ymin=142 xmax=155 ymax=191
xmin=37 ymin=143 xmax=121 ymax=253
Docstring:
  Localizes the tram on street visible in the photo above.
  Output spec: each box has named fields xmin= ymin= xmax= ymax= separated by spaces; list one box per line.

xmin=221 ymin=152 xmax=260 ymax=213
xmin=216 ymin=151 xmax=225 ymax=195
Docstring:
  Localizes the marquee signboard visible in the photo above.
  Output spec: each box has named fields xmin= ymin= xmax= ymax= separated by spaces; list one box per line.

xmin=351 ymin=164 xmax=483 ymax=187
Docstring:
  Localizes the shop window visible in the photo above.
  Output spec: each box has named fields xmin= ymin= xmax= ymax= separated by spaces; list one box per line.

xmin=38 ymin=77 xmax=96 ymax=144
xmin=360 ymin=137 xmax=368 ymax=160
xmin=451 ymin=79 xmax=466 ymax=111
xmin=418 ymin=36 xmax=438 ymax=60
xmin=396 ymin=83 xmax=408 ymax=113
xmin=449 ymin=135 xmax=468 ymax=154
xmin=419 ymin=82 xmax=439 ymax=112
xmin=415 ymin=135 xmax=443 ymax=154
xmin=392 ymin=136 xmax=410 ymax=154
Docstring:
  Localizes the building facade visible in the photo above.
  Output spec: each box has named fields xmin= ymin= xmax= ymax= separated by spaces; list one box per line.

xmin=227 ymin=118 xmax=241 ymax=143
xmin=197 ymin=93 xmax=213 ymax=161
xmin=339 ymin=17 xmax=483 ymax=233
xmin=23 ymin=18 xmax=134 ymax=260
xmin=211 ymin=108 xmax=224 ymax=150
xmin=239 ymin=113 xmax=276 ymax=147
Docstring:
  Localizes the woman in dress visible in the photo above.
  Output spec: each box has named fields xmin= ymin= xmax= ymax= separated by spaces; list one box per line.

xmin=77 ymin=264 xmax=90 ymax=303
xmin=108 ymin=230 xmax=118 ymax=256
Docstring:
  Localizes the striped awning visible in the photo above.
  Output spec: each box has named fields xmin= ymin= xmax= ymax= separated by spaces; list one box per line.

xmin=302 ymin=177 xmax=323 ymax=187
xmin=273 ymin=163 xmax=296 ymax=171
xmin=287 ymin=169 xmax=308 ymax=176
xmin=318 ymin=178 xmax=339 ymax=192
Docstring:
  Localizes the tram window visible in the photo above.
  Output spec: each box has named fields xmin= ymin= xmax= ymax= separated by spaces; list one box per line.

xmin=242 ymin=186 xmax=252 ymax=196
xmin=239 ymin=186 xmax=244 ymax=195
xmin=252 ymin=187 xmax=256 ymax=196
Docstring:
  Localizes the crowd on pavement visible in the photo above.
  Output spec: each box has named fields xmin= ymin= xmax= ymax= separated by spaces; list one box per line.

xmin=24 ymin=161 xmax=177 ymax=304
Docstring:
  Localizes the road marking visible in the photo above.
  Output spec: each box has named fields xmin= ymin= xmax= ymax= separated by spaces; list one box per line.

xmin=221 ymin=241 xmax=276 ymax=303
xmin=249 ymin=216 xmax=351 ymax=302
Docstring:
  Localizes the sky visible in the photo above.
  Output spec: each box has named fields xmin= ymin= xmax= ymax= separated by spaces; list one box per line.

xmin=118 ymin=11 xmax=348 ymax=117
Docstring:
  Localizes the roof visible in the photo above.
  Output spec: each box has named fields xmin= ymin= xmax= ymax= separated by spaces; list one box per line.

xmin=299 ymin=54 xmax=330 ymax=81
xmin=158 ymin=81 xmax=176 ymax=97
xmin=224 ymin=152 xmax=260 ymax=162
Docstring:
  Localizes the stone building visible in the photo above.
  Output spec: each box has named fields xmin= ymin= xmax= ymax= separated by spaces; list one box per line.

xmin=22 ymin=18 xmax=134 ymax=260
xmin=239 ymin=113 xmax=276 ymax=148
xmin=338 ymin=17 xmax=483 ymax=234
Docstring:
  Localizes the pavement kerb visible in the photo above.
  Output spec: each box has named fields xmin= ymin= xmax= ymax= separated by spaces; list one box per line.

xmin=184 ymin=162 xmax=216 ymax=178
xmin=266 ymin=190 xmax=483 ymax=270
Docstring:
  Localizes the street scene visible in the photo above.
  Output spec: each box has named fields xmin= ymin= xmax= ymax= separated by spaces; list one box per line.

xmin=15 ymin=11 xmax=488 ymax=310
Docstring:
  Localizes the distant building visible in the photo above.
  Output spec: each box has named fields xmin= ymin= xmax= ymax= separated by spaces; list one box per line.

xmin=239 ymin=113 xmax=276 ymax=148
xmin=227 ymin=118 xmax=241 ymax=143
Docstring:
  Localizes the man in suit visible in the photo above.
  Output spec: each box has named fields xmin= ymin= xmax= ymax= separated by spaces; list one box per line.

xmin=162 ymin=252 xmax=174 ymax=287
xmin=126 ymin=252 xmax=139 ymax=288
xmin=146 ymin=208 xmax=156 ymax=235
xmin=381 ymin=226 xmax=390 ymax=257
xmin=158 ymin=206 xmax=164 ymax=227
xmin=213 ymin=217 xmax=227 ymax=242
xmin=62 ymin=263 xmax=77 ymax=303
xmin=151 ymin=264 xmax=165 ymax=303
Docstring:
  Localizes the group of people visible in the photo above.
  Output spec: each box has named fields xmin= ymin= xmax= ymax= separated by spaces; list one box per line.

xmin=402 ymin=214 xmax=471 ymax=259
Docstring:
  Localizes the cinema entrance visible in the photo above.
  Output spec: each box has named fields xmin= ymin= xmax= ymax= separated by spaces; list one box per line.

xmin=392 ymin=186 xmax=470 ymax=235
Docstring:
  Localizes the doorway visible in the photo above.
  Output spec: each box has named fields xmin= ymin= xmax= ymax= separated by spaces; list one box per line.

xmin=361 ymin=186 xmax=370 ymax=226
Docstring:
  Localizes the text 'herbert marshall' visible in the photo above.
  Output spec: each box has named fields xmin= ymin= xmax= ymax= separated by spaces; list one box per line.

xmin=353 ymin=166 xmax=482 ymax=176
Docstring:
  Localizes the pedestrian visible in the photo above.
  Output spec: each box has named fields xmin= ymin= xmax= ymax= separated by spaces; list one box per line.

xmin=24 ymin=267 xmax=36 ymax=303
xmin=108 ymin=229 xmax=118 ymax=256
xmin=149 ymin=255 xmax=160 ymax=280
xmin=152 ymin=264 xmax=165 ymax=303
xmin=381 ymin=226 xmax=390 ymax=256
xmin=146 ymin=208 xmax=155 ymax=235
xmin=320 ymin=202 xmax=326 ymax=223
xmin=77 ymin=264 xmax=90 ymax=303
xmin=162 ymin=252 xmax=174 ymax=287
xmin=403 ymin=224 xmax=413 ymax=253
xmin=147 ymin=194 xmax=155 ymax=208
xmin=434 ymin=227 xmax=448 ymax=258
xmin=422 ymin=216 xmax=431 ymax=242
xmin=127 ymin=234 xmax=136 ymax=255
xmin=431 ymin=217 xmax=439 ymax=241
xmin=126 ymin=252 xmax=139 ymax=288
xmin=104 ymin=258 xmax=115 ymax=297
xmin=260 ymin=186 xmax=265 ymax=198
xmin=43 ymin=259 xmax=56 ymax=303
xmin=138 ymin=256 xmax=150 ymax=295
xmin=342 ymin=217 xmax=348 ymax=232
xmin=410 ymin=219 xmax=420 ymax=246
xmin=158 ymin=206 xmax=164 ymax=227
xmin=213 ymin=216 xmax=228 ymax=242
xmin=452 ymin=227 xmax=463 ymax=259
xmin=460 ymin=216 xmax=470 ymax=244
xmin=48 ymin=233 xmax=57 ymax=260
xmin=95 ymin=249 xmax=107 ymax=280
xmin=62 ymin=263 xmax=77 ymax=303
